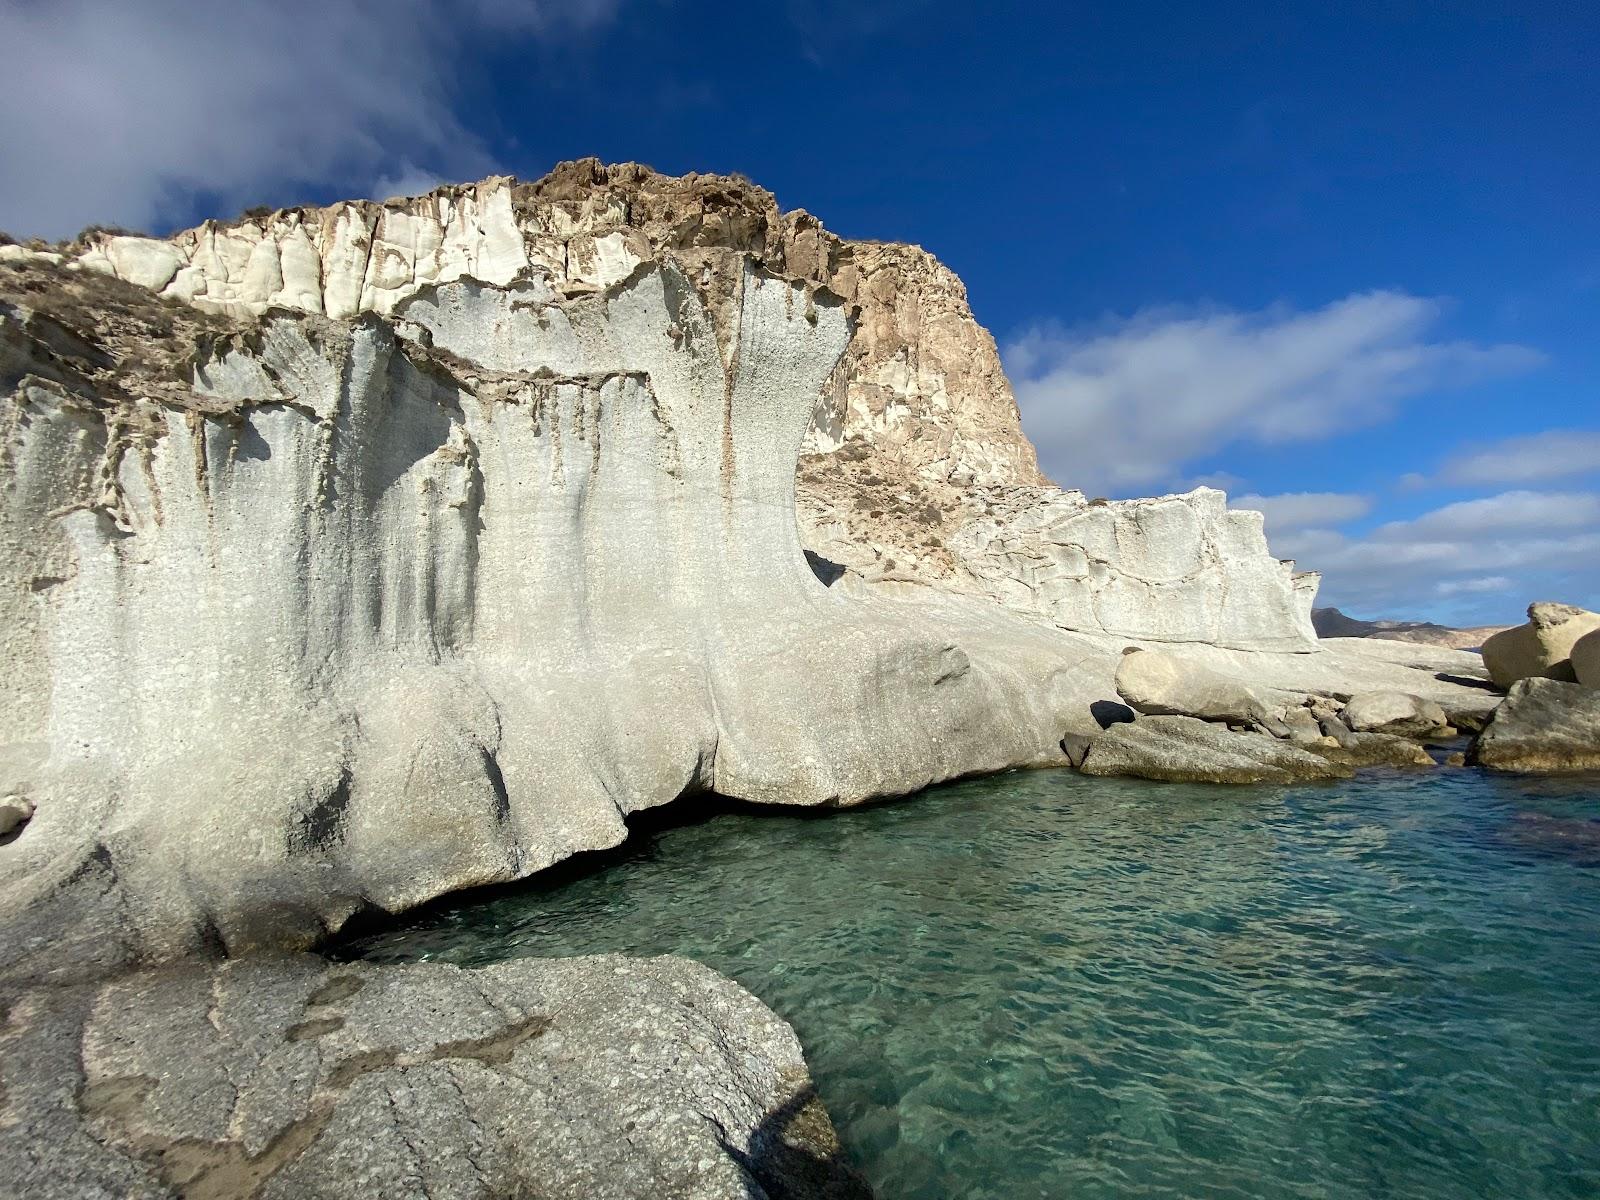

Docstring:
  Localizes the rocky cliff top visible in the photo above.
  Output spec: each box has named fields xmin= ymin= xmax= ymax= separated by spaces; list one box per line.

xmin=3 ymin=159 xmax=1317 ymax=650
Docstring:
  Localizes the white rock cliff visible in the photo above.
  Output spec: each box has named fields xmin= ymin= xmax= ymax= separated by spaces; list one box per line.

xmin=3 ymin=162 xmax=1449 ymax=978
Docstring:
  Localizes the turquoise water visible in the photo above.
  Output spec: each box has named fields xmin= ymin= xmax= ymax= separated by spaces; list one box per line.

xmin=342 ymin=768 xmax=1600 ymax=1199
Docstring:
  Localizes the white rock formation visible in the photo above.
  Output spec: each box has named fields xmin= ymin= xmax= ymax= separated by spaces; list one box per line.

xmin=2 ymin=162 xmax=1494 ymax=976
xmin=1 ymin=238 xmax=1112 ymax=979
xmin=946 ymin=486 xmax=1318 ymax=650
xmin=64 ymin=161 xmax=1317 ymax=650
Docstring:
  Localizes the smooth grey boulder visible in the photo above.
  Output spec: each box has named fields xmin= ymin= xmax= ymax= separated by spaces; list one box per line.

xmin=1573 ymin=629 xmax=1600 ymax=688
xmin=1080 ymin=715 xmax=1352 ymax=785
xmin=1481 ymin=602 xmax=1600 ymax=689
xmin=0 ymin=953 xmax=870 ymax=1200
xmin=1472 ymin=678 xmax=1600 ymax=773
xmin=1281 ymin=707 xmax=1326 ymax=746
xmin=1342 ymin=692 xmax=1450 ymax=738
xmin=1114 ymin=647 xmax=1281 ymax=726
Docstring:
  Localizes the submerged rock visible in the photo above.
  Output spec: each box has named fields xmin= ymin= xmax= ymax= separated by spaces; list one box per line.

xmin=1480 ymin=602 xmax=1600 ymax=689
xmin=1472 ymin=678 xmax=1600 ymax=773
xmin=0 ymin=953 xmax=870 ymax=1200
xmin=1080 ymin=715 xmax=1352 ymax=785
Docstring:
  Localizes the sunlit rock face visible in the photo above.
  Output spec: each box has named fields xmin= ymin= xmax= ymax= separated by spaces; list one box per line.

xmin=1 ymin=238 xmax=1101 ymax=980
xmin=1 ymin=161 xmax=1322 ymax=977
xmin=62 ymin=160 xmax=1316 ymax=649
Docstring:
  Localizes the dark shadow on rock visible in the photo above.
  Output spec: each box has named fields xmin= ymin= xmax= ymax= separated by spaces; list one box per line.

xmin=1090 ymin=700 xmax=1135 ymax=730
xmin=1434 ymin=672 xmax=1499 ymax=693
xmin=805 ymin=550 xmax=846 ymax=587
xmin=729 ymin=1083 xmax=876 ymax=1200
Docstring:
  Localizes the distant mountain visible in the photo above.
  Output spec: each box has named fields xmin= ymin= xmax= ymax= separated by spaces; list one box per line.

xmin=1312 ymin=607 xmax=1510 ymax=651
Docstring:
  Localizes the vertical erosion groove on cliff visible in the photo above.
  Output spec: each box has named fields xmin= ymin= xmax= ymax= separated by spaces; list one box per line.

xmin=0 ymin=219 xmax=1108 ymax=979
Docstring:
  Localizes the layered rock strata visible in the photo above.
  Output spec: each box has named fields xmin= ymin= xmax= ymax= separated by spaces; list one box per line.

xmin=0 ymin=952 xmax=869 ymax=1200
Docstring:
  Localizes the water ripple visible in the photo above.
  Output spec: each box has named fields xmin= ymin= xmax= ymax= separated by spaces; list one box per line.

xmin=343 ymin=767 xmax=1600 ymax=1199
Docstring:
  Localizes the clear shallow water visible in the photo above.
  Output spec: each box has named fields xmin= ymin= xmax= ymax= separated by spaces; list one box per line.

xmin=342 ymin=768 xmax=1600 ymax=1199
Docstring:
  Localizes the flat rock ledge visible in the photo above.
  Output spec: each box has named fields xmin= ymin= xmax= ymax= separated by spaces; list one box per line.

xmin=1080 ymin=715 xmax=1354 ymax=785
xmin=0 ymin=953 xmax=871 ymax=1200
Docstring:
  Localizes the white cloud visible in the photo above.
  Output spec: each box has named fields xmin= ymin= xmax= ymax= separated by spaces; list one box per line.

xmin=1004 ymin=291 xmax=1542 ymax=495
xmin=0 ymin=0 xmax=622 ymax=240
xmin=1233 ymin=491 xmax=1372 ymax=534
xmin=1436 ymin=576 xmax=1513 ymax=597
xmin=1438 ymin=429 xmax=1600 ymax=486
xmin=1373 ymin=490 xmax=1600 ymax=540
xmin=1273 ymin=490 xmax=1600 ymax=622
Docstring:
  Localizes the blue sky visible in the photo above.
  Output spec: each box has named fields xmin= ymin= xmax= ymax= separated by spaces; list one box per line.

xmin=2 ymin=0 xmax=1595 ymax=624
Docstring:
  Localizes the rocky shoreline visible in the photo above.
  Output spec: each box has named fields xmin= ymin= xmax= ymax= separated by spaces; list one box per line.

xmin=4 ymin=163 xmax=1599 ymax=1197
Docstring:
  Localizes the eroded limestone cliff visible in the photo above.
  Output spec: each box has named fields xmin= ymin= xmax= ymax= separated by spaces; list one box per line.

xmin=35 ymin=160 xmax=1315 ymax=650
xmin=1 ymin=203 xmax=1110 ymax=980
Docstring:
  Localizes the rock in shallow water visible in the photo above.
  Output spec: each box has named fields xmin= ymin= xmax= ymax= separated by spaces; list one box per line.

xmin=1080 ymin=715 xmax=1352 ymax=785
xmin=0 ymin=953 xmax=871 ymax=1200
xmin=1472 ymin=678 xmax=1600 ymax=773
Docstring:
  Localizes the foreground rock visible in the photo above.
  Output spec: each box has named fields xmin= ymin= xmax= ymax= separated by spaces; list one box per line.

xmin=1480 ymin=602 xmax=1600 ymax=689
xmin=1080 ymin=716 xmax=1352 ymax=785
xmin=1471 ymin=679 xmax=1600 ymax=773
xmin=0 ymin=953 xmax=869 ymax=1200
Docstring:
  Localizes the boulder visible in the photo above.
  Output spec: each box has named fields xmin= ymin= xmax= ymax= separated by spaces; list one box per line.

xmin=1573 ymin=629 xmax=1600 ymax=688
xmin=1080 ymin=715 xmax=1352 ymax=785
xmin=0 ymin=794 xmax=33 ymax=837
xmin=1480 ymin=602 xmax=1600 ymax=689
xmin=1281 ymin=707 xmax=1326 ymax=746
xmin=1315 ymin=732 xmax=1434 ymax=769
xmin=1471 ymin=678 xmax=1600 ymax=773
xmin=0 ymin=953 xmax=870 ymax=1200
xmin=1113 ymin=647 xmax=1280 ymax=726
xmin=1341 ymin=692 xmax=1450 ymax=738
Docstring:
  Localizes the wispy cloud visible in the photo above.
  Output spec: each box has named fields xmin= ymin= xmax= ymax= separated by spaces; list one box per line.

xmin=1437 ymin=429 xmax=1600 ymax=486
xmin=1233 ymin=491 xmax=1372 ymax=535
xmin=1274 ymin=490 xmax=1600 ymax=621
xmin=1436 ymin=576 xmax=1513 ymax=597
xmin=1004 ymin=291 xmax=1543 ymax=495
xmin=0 ymin=0 xmax=623 ymax=240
